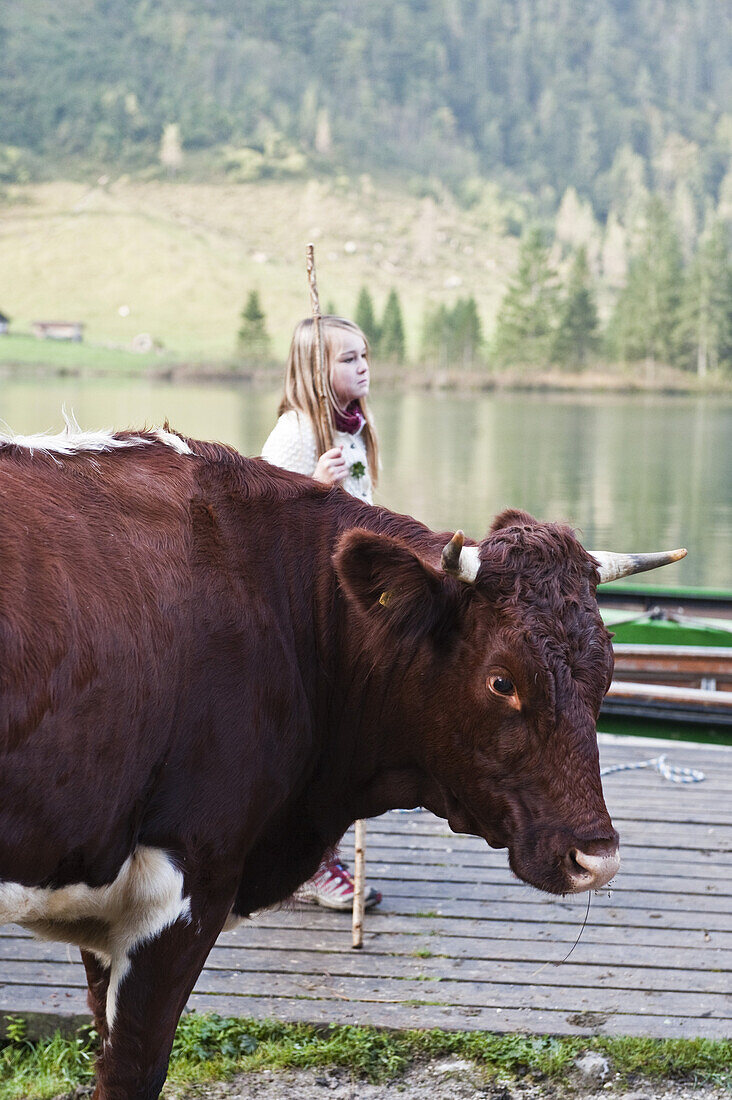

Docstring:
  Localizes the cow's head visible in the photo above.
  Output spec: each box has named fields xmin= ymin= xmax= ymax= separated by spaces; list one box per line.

xmin=335 ymin=509 xmax=685 ymax=896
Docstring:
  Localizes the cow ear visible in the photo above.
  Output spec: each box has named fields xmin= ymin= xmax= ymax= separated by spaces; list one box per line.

xmin=334 ymin=529 xmax=462 ymax=646
xmin=489 ymin=508 xmax=538 ymax=533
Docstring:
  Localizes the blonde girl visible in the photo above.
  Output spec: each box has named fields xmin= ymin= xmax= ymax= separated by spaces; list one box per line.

xmin=261 ymin=314 xmax=382 ymax=910
xmin=262 ymin=316 xmax=379 ymax=505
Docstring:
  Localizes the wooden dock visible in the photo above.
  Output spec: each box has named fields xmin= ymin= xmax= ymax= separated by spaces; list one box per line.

xmin=1 ymin=735 xmax=730 ymax=1039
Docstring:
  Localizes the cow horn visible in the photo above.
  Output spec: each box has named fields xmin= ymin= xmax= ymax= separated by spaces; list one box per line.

xmin=441 ymin=531 xmax=481 ymax=583
xmin=589 ymin=547 xmax=687 ymax=584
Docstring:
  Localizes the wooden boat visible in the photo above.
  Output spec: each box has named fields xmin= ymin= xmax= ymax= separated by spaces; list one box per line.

xmin=597 ymin=588 xmax=732 ymax=738
xmin=597 ymin=581 xmax=732 ymax=620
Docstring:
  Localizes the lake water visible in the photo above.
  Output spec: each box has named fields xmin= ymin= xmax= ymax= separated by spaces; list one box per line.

xmin=1 ymin=376 xmax=729 ymax=589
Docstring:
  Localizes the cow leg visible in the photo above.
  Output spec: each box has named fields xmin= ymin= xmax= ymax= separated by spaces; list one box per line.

xmin=81 ymin=948 xmax=111 ymax=1044
xmin=91 ymin=897 xmax=232 ymax=1100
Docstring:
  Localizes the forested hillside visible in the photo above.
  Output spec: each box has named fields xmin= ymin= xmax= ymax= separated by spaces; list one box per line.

xmin=2 ymin=0 xmax=731 ymax=220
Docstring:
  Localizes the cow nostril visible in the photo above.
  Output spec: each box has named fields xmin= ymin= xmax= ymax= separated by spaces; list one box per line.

xmin=567 ymin=850 xmax=585 ymax=876
xmin=567 ymin=844 xmax=620 ymax=892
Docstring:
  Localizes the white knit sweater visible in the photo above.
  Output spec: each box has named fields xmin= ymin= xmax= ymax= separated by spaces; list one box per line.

xmin=261 ymin=410 xmax=373 ymax=504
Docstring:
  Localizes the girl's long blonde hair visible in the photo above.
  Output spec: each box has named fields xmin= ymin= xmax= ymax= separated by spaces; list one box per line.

xmin=279 ymin=316 xmax=379 ymax=486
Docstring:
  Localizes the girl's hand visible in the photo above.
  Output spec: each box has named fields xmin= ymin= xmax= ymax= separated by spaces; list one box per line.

xmin=313 ymin=446 xmax=348 ymax=486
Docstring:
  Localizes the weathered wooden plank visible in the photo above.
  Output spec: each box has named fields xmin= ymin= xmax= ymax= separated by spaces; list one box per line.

xmin=596 ymin=736 xmax=732 ymax=762
xmin=322 ymin=866 xmax=732 ymax=906
xmin=359 ymin=819 xmax=732 ymax=843
xmin=354 ymin=884 xmax=730 ymax=919
xmin=0 ymin=938 xmax=87 ymax=963
xmin=374 ymin=808 xmax=732 ymax=829
xmin=194 ymin=950 xmax=732 ymax=996
xmin=3 ymin=982 xmax=730 ymax=1041
xmin=387 ymin=886 xmax=732 ymax=916
xmin=4 ymin=918 xmax=730 ymax=957
xmin=349 ymin=826 xmax=731 ymax=856
xmin=252 ymin=903 xmax=729 ymax=941
xmin=358 ymin=839 xmax=732 ymax=867
xmin=355 ymin=834 xmax=731 ymax=860
xmin=0 ymin=961 xmax=87 ymax=987
xmin=0 ymin=984 xmax=88 ymax=1019
xmin=6 ymin=960 xmax=727 ymax=1029
xmin=3 ymin=925 xmax=730 ymax=974
xmin=354 ymin=836 xmax=732 ymax=868
xmin=226 ymin=921 xmax=732 ymax=953
xmin=4 ymin=954 xmax=726 ymax=1007
xmin=184 ymin=992 xmax=732 ymax=1039
xmin=355 ymin=860 xmax=732 ymax=894
xmin=2 ymin=985 xmax=726 ymax=1042
xmin=179 ymin=994 xmax=730 ymax=1042
xmin=314 ymin=897 xmax=732 ymax=931
xmin=345 ymin=862 xmax=732 ymax=899
xmin=362 ymin=806 xmax=732 ymax=832
xmin=185 ymin=970 xmax=732 ymax=1020
xmin=345 ymin=837 xmax=732 ymax=878
xmin=357 ymin=820 xmax=732 ymax=852
xmin=352 ymin=830 xmax=732 ymax=852
xmin=244 ymin=909 xmax=732 ymax=949
xmin=3 ymin=944 xmax=728 ymax=997
xmin=400 ymin=903 xmax=731 ymax=932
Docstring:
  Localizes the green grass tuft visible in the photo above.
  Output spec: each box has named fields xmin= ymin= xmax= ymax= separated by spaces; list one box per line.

xmin=0 ymin=1017 xmax=99 ymax=1100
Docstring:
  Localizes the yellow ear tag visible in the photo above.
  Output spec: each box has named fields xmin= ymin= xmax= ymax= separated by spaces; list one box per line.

xmin=378 ymin=590 xmax=393 ymax=607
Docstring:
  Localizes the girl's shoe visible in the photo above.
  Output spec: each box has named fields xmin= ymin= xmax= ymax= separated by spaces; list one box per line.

xmin=294 ymin=858 xmax=382 ymax=910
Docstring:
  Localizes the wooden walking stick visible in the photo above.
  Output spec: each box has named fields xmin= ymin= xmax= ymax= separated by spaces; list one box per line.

xmin=305 ymin=243 xmax=367 ymax=949
xmin=306 ymin=243 xmax=335 ymax=452
xmin=352 ymin=818 xmax=367 ymax=949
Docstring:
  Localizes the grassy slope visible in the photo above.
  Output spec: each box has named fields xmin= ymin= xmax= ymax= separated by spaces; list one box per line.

xmin=0 ymin=177 xmax=516 ymax=363
xmin=0 ymin=333 xmax=172 ymax=372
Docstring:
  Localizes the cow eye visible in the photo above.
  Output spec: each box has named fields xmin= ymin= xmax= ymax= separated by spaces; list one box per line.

xmin=489 ymin=674 xmax=515 ymax=697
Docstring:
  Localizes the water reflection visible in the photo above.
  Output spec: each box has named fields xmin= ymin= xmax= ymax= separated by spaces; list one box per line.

xmin=373 ymin=391 xmax=731 ymax=590
xmin=0 ymin=377 xmax=728 ymax=588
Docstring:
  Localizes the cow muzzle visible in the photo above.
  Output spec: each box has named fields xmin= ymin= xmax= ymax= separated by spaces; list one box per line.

xmin=563 ymin=838 xmax=620 ymax=893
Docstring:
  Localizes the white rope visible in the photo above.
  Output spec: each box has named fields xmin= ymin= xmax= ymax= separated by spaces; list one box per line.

xmin=394 ymin=752 xmax=704 ymax=814
xmin=600 ymin=753 xmax=705 ymax=783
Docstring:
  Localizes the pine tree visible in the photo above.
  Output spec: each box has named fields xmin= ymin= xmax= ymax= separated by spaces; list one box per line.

xmin=677 ymin=221 xmax=732 ymax=376
xmin=354 ymin=287 xmax=380 ymax=350
xmin=451 ymin=297 xmax=483 ymax=367
xmin=237 ymin=290 xmax=271 ymax=361
xmin=420 ymin=298 xmax=483 ymax=368
xmin=551 ymin=247 xmax=599 ymax=369
xmin=379 ymin=289 xmax=406 ymax=362
xmin=608 ymin=197 xmax=684 ymax=372
xmin=420 ymin=303 xmax=450 ymax=367
xmin=493 ymin=228 xmax=559 ymax=365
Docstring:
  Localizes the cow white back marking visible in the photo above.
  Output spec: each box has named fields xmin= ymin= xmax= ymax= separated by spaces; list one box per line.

xmin=0 ymin=410 xmax=192 ymax=457
xmin=0 ymin=846 xmax=191 ymax=1029
xmin=153 ymin=428 xmax=193 ymax=454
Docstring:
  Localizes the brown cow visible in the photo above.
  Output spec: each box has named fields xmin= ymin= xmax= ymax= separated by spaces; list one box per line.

xmin=0 ymin=426 xmax=684 ymax=1099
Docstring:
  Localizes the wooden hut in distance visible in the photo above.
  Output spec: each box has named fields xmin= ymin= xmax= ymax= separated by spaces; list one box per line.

xmin=33 ymin=320 xmax=84 ymax=342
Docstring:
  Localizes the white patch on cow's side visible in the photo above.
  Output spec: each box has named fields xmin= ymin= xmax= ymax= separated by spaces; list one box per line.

xmin=153 ymin=428 xmax=193 ymax=454
xmin=0 ymin=846 xmax=191 ymax=1029
xmin=0 ymin=425 xmax=147 ymax=456
xmin=0 ymin=410 xmax=192 ymax=458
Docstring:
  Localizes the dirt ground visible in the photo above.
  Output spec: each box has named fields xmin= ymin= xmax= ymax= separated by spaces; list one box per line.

xmin=169 ymin=1061 xmax=730 ymax=1100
